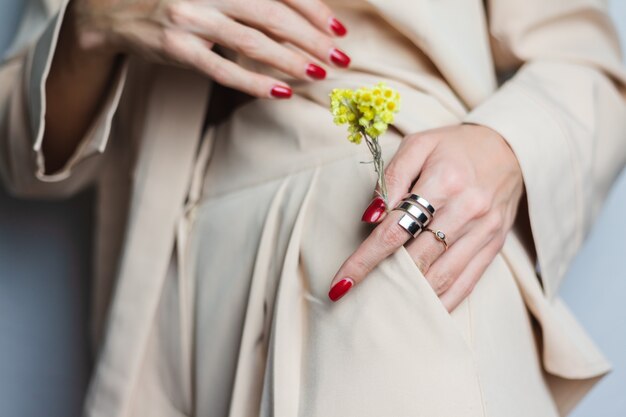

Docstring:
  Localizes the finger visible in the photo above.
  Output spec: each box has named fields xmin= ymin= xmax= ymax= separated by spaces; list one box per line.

xmin=328 ymin=208 xmax=412 ymax=301
xmin=167 ymin=5 xmax=328 ymax=81
xmin=362 ymin=133 xmax=437 ymax=223
xmin=404 ymin=208 xmax=466 ymax=277
xmin=281 ymin=0 xmax=347 ymax=36
xmin=404 ymin=185 xmax=493 ymax=277
xmin=223 ymin=0 xmax=348 ymax=67
xmin=439 ymin=238 xmax=503 ymax=312
xmin=404 ymin=176 xmax=495 ymax=279
xmin=420 ymin=212 xmax=500 ymax=295
xmin=162 ymin=29 xmax=292 ymax=98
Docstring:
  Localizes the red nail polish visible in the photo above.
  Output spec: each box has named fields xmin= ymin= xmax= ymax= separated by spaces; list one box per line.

xmin=270 ymin=85 xmax=292 ymax=99
xmin=329 ymin=17 xmax=347 ymax=36
xmin=306 ymin=63 xmax=326 ymax=80
xmin=330 ymin=48 xmax=351 ymax=68
xmin=329 ymin=278 xmax=354 ymax=302
xmin=361 ymin=196 xmax=386 ymax=223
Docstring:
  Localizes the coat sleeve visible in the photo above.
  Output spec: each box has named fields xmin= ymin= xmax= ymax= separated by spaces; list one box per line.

xmin=463 ymin=0 xmax=626 ymax=300
xmin=0 ymin=0 xmax=127 ymax=199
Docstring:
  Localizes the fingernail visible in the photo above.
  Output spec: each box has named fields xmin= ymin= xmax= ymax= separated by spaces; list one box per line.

xmin=330 ymin=48 xmax=351 ymax=67
xmin=306 ymin=63 xmax=326 ymax=80
xmin=270 ymin=85 xmax=292 ymax=99
xmin=329 ymin=278 xmax=354 ymax=302
xmin=329 ymin=17 xmax=347 ymax=36
xmin=361 ymin=196 xmax=386 ymax=223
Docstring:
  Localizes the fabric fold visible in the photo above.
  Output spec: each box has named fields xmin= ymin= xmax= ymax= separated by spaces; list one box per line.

xmin=262 ymin=168 xmax=320 ymax=417
xmin=499 ymin=230 xmax=612 ymax=380
xmin=226 ymin=176 xmax=291 ymax=417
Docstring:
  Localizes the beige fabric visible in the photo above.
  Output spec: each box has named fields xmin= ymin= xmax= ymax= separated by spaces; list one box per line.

xmin=1 ymin=0 xmax=626 ymax=416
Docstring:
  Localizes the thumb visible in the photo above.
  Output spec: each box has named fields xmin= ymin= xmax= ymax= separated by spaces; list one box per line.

xmin=360 ymin=134 xmax=435 ymax=223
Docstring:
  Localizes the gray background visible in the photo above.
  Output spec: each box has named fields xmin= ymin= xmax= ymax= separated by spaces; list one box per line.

xmin=0 ymin=2 xmax=625 ymax=416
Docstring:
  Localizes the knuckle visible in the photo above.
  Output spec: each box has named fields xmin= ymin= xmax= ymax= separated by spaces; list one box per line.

xmin=208 ymin=17 xmax=227 ymax=36
xmin=439 ymin=166 xmax=467 ymax=195
xmin=411 ymin=132 xmax=437 ymax=148
xmin=210 ymin=63 xmax=230 ymax=85
xmin=491 ymin=234 xmax=506 ymax=253
xmin=264 ymin=4 xmax=290 ymax=31
xmin=272 ymin=7 xmax=291 ymax=28
xmin=460 ymin=281 xmax=477 ymax=301
xmin=464 ymin=190 xmax=491 ymax=218
xmin=236 ymin=30 xmax=262 ymax=56
xmin=349 ymin=255 xmax=375 ymax=276
xmin=197 ymin=54 xmax=227 ymax=84
xmin=74 ymin=27 xmax=105 ymax=51
xmin=429 ymin=270 xmax=455 ymax=294
xmin=384 ymin=167 xmax=407 ymax=192
xmin=403 ymin=133 xmax=430 ymax=153
xmin=312 ymin=35 xmax=333 ymax=55
xmin=413 ymin=256 xmax=429 ymax=275
xmin=312 ymin=2 xmax=333 ymax=21
xmin=161 ymin=29 xmax=183 ymax=57
xmin=441 ymin=167 xmax=467 ymax=195
xmin=377 ymin=223 xmax=407 ymax=247
xmin=282 ymin=51 xmax=308 ymax=76
xmin=404 ymin=133 xmax=422 ymax=145
xmin=485 ymin=212 xmax=504 ymax=233
xmin=164 ymin=1 xmax=190 ymax=26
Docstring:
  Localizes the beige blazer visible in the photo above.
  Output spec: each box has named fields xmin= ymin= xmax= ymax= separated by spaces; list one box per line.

xmin=1 ymin=0 xmax=626 ymax=416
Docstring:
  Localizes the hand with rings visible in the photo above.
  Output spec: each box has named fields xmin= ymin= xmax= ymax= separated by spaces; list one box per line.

xmin=327 ymin=124 xmax=526 ymax=312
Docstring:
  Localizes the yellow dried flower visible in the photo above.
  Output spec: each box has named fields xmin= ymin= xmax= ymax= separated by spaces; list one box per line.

xmin=329 ymin=82 xmax=401 ymax=207
xmin=330 ymin=82 xmax=400 ymax=142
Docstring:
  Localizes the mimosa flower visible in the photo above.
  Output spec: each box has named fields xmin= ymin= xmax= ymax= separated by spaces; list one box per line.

xmin=329 ymin=82 xmax=401 ymax=207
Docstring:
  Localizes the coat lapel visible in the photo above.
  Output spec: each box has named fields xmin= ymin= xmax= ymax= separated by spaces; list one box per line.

xmin=365 ymin=0 xmax=497 ymax=107
xmin=84 ymin=65 xmax=212 ymax=417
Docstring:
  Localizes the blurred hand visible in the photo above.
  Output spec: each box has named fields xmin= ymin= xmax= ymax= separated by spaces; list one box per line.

xmin=328 ymin=124 xmax=525 ymax=311
xmin=72 ymin=0 xmax=351 ymax=98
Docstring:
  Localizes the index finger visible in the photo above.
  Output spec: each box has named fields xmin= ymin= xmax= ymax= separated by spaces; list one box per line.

xmin=224 ymin=1 xmax=347 ymax=67
xmin=328 ymin=208 xmax=415 ymax=302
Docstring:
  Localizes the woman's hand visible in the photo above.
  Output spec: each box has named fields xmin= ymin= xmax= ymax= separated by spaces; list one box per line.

xmin=73 ymin=0 xmax=350 ymax=98
xmin=327 ymin=124 xmax=526 ymax=311
xmin=43 ymin=0 xmax=348 ymax=173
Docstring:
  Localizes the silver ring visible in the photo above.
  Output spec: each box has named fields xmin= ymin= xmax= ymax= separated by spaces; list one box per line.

xmin=397 ymin=213 xmax=424 ymax=238
xmin=402 ymin=193 xmax=436 ymax=217
xmin=396 ymin=201 xmax=430 ymax=227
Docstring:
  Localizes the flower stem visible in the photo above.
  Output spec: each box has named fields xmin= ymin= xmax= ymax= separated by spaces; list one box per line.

xmin=362 ymin=132 xmax=388 ymax=209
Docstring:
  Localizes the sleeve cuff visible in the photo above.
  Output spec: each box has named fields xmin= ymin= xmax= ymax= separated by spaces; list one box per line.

xmin=463 ymin=79 xmax=582 ymax=300
xmin=25 ymin=0 xmax=128 ymax=182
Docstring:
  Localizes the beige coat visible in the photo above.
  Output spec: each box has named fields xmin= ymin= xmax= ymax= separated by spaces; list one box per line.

xmin=2 ymin=0 xmax=626 ymax=416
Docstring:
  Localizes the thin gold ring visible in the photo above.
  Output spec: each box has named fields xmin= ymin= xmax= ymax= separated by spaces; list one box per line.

xmin=425 ymin=228 xmax=448 ymax=251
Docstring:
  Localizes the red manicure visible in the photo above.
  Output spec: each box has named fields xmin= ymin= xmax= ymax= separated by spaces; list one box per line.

xmin=329 ymin=278 xmax=354 ymax=302
xmin=330 ymin=48 xmax=351 ymax=67
xmin=361 ymin=196 xmax=386 ymax=223
xmin=306 ymin=63 xmax=327 ymax=80
xmin=329 ymin=17 xmax=347 ymax=36
xmin=270 ymin=85 xmax=292 ymax=99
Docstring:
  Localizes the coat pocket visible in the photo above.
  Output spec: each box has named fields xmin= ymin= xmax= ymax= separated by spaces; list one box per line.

xmin=301 ymin=235 xmax=484 ymax=417
xmin=380 ymin=243 xmax=473 ymax=349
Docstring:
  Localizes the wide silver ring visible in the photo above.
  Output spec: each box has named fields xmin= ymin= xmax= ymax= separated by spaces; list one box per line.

xmin=393 ymin=201 xmax=431 ymax=239
xmin=402 ymin=193 xmax=436 ymax=218
xmin=396 ymin=201 xmax=430 ymax=227
xmin=397 ymin=213 xmax=424 ymax=238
